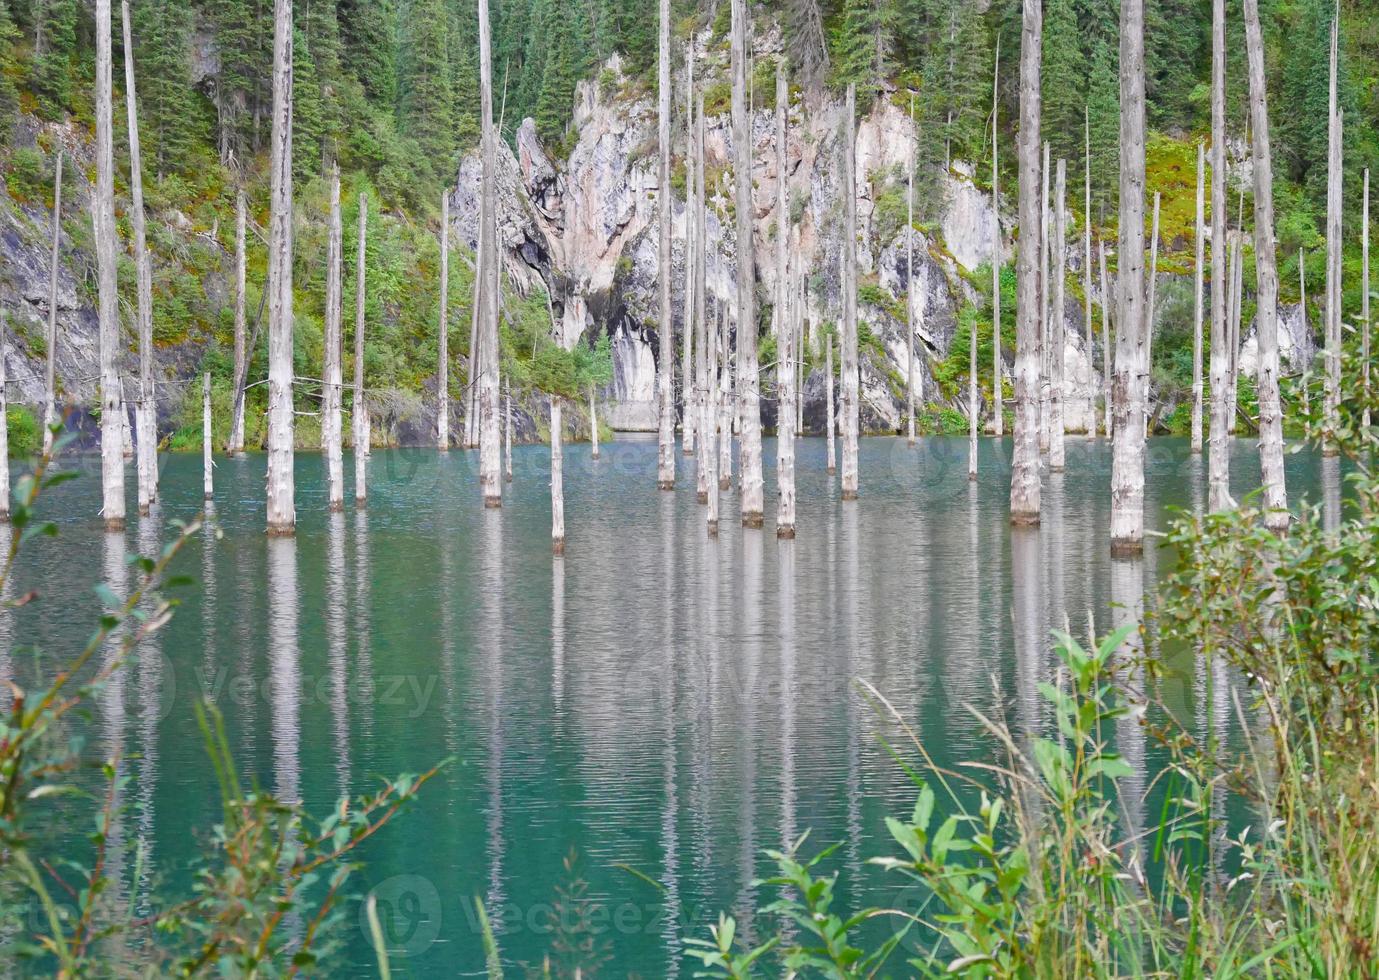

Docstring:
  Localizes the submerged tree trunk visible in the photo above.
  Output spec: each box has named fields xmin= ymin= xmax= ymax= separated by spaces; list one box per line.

xmin=465 ymin=224 xmax=482 ymax=448
xmin=504 ymin=380 xmax=513 ymax=482
xmin=719 ymin=299 xmax=734 ymax=490
xmin=1111 ymin=0 xmax=1148 ymax=556
xmin=907 ymin=93 xmax=917 ymax=447
xmin=776 ymin=64 xmax=795 ymax=537
xmin=42 ymin=151 xmax=62 ymax=457
xmin=1010 ymin=0 xmax=1042 ymax=525
xmin=1191 ymin=142 xmax=1205 ymax=453
xmin=229 ymin=189 xmax=248 ymax=455
xmin=826 ymin=337 xmax=836 ymax=473
xmin=1243 ymin=0 xmax=1289 ymax=532
xmin=477 ymin=0 xmax=502 ymax=506
xmin=1323 ymin=8 xmax=1342 ymax=456
xmin=438 ymin=193 xmax=450 ymax=451
xmin=354 ymin=194 xmax=368 ymax=507
xmin=1084 ymin=108 xmax=1093 ymax=435
xmin=732 ymin=0 xmax=762 ymax=522
xmin=1364 ymin=169 xmax=1371 ymax=430
xmin=656 ymin=0 xmax=675 ymax=490
xmin=590 ymin=386 xmax=600 ymax=457
xmin=0 ymin=312 xmax=9 ymax=519
xmin=992 ymin=40 xmax=1003 ymax=437
xmin=1301 ymin=246 xmax=1310 ymax=417
xmin=551 ymin=397 xmax=564 ymax=554
xmin=95 ymin=0 xmax=125 ymax=531
xmin=683 ymin=45 xmax=697 ymax=459
xmin=706 ymin=298 xmax=720 ymax=535
xmin=840 ymin=83 xmax=860 ymax=502
xmin=264 ymin=0 xmax=295 ymax=534
xmin=1208 ymin=0 xmax=1233 ymax=510
xmin=121 ymin=0 xmax=157 ymax=516
xmin=1039 ymin=140 xmax=1051 ymax=455
xmin=1145 ymin=191 xmax=1160 ymax=438
xmin=1050 ymin=158 xmax=1067 ymax=471
xmin=1100 ymin=240 xmax=1112 ymax=436
xmin=695 ymin=94 xmax=709 ymax=502
xmin=323 ymin=167 xmax=345 ymax=512
xmin=202 ymin=372 xmax=213 ymax=502
xmin=1228 ymin=228 xmax=1243 ymax=435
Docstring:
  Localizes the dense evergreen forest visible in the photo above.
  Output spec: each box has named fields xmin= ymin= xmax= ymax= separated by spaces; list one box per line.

xmin=0 ymin=0 xmax=1377 ymax=442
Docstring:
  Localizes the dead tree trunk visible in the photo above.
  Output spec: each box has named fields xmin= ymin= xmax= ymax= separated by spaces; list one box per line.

xmin=1145 ymin=190 xmax=1160 ymax=438
xmin=264 ymin=0 xmax=295 ymax=534
xmin=202 ymin=372 xmax=213 ymax=502
xmin=1100 ymin=240 xmax=1112 ymax=436
xmin=323 ymin=166 xmax=344 ymax=512
xmin=719 ymin=297 xmax=734 ymax=490
xmin=1084 ymin=108 xmax=1093 ymax=434
xmin=1010 ymin=0 xmax=1043 ymax=525
xmin=1111 ymin=0 xmax=1148 ymax=556
xmin=551 ymin=397 xmax=564 ymax=554
xmin=706 ymin=298 xmax=720 ymax=535
xmin=504 ymin=380 xmax=513 ymax=482
xmin=825 ymin=337 xmax=836 ymax=473
xmin=1323 ymin=7 xmax=1342 ymax=456
xmin=0 ymin=312 xmax=9 ymax=519
xmin=1364 ymin=169 xmax=1371 ymax=429
xmin=477 ymin=0 xmax=502 ymax=506
xmin=121 ymin=0 xmax=157 ymax=514
xmin=840 ymin=83 xmax=860 ymax=501
xmin=354 ymin=194 xmax=368 ymax=507
xmin=590 ymin=386 xmax=600 ymax=457
xmin=438 ymin=192 xmax=450 ymax=451
xmin=42 ymin=151 xmax=62 ymax=457
xmin=1243 ymin=0 xmax=1289 ymax=531
xmin=1208 ymin=0 xmax=1233 ymax=510
xmin=1229 ymin=227 xmax=1243 ymax=434
xmin=907 ymin=92 xmax=917 ymax=447
xmin=465 ymin=230 xmax=482 ymax=447
xmin=229 ymin=189 xmax=248 ymax=454
xmin=732 ymin=0 xmax=762 ymax=521
xmin=683 ymin=44 xmax=697 ymax=459
xmin=776 ymin=64 xmax=796 ymax=538
xmin=656 ymin=0 xmax=675 ymax=489
xmin=694 ymin=92 xmax=709 ymax=503
xmin=95 ymin=0 xmax=126 ymax=531
xmin=1039 ymin=140 xmax=1051 ymax=455
xmin=992 ymin=40 xmax=1003 ymax=437
xmin=1192 ymin=141 xmax=1205 ymax=453
xmin=1050 ymin=157 xmax=1067 ymax=471
xmin=1301 ymin=247 xmax=1310 ymax=417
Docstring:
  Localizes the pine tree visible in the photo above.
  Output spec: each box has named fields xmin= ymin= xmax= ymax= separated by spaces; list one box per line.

xmin=1042 ymin=0 xmax=1085 ymax=165
xmin=131 ymin=0 xmax=204 ymax=177
xmin=398 ymin=0 xmax=455 ymax=179
xmin=448 ymin=0 xmax=480 ymax=151
xmin=535 ymin=22 xmax=580 ymax=143
xmin=0 ymin=0 xmax=20 ymax=129
xmin=831 ymin=0 xmax=893 ymax=108
xmin=300 ymin=0 xmax=344 ymax=157
xmin=31 ymin=0 xmax=77 ymax=118
xmin=1145 ymin=0 xmax=1201 ymax=129
xmin=1086 ymin=36 xmax=1119 ymax=216
xmin=292 ymin=25 xmax=326 ymax=179
xmin=1281 ymin=0 xmax=1362 ymax=211
xmin=340 ymin=0 xmax=393 ymax=100
xmin=210 ymin=0 xmax=271 ymax=160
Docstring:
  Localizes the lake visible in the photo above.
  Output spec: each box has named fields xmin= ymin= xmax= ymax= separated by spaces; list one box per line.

xmin=3 ymin=435 xmax=1344 ymax=975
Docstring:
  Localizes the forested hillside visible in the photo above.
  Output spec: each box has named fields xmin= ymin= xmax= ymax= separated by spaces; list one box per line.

xmin=0 ymin=0 xmax=1376 ymax=447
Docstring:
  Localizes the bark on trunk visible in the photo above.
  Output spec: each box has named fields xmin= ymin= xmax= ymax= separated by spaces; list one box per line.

xmin=695 ymin=93 xmax=709 ymax=501
xmin=264 ymin=0 xmax=295 ymax=534
xmin=825 ymin=338 xmax=836 ymax=473
xmin=1228 ymin=228 xmax=1243 ymax=434
xmin=0 ymin=312 xmax=9 ymax=519
xmin=907 ymin=93 xmax=917 ymax=447
xmin=465 ymin=223 xmax=482 ymax=447
xmin=1050 ymin=158 xmax=1066 ymax=471
xmin=550 ymin=397 xmax=564 ymax=554
xmin=1208 ymin=0 xmax=1233 ymax=510
xmin=732 ymin=0 xmax=762 ymax=521
xmin=1100 ymin=240 xmax=1112 ymax=436
xmin=1191 ymin=141 xmax=1205 ymax=453
xmin=840 ymin=83 xmax=860 ymax=501
xmin=656 ymin=0 xmax=675 ymax=489
xmin=1111 ymin=0 xmax=1147 ymax=555
xmin=706 ymin=298 xmax=720 ymax=535
xmin=477 ymin=0 xmax=502 ymax=506
xmin=42 ymin=151 xmax=62 ymax=457
xmin=1243 ymin=0 xmax=1289 ymax=531
xmin=1010 ymin=0 xmax=1042 ymax=525
xmin=1145 ymin=191 xmax=1160 ymax=438
xmin=504 ymin=380 xmax=513 ymax=482
xmin=1084 ymin=108 xmax=1093 ymax=434
xmin=590 ymin=387 xmax=600 ymax=457
xmin=719 ymin=299 xmax=734 ymax=490
xmin=1039 ymin=140 xmax=1051 ymax=455
xmin=1323 ymin=8 xmax=1342 ymax=455
xmin=1365 ymin=169 xmax=1372 ymax=430
xmin=229 ymin=189 xmax=248 ymax=454
xmin=775 ymin=64 xmax=795 ymax=537
xmin=121 ymin=0 xmax=157 ymax=516
xmin=1301 ymin=247 xmax=1310 ymax=417
xmin=202 ymin=372 xmax=213 ymax=501
xmin=323 ymin=167 xmax=345 ymax=512
xmin=95 ymin=0 xmax=126 ymax=531
xmin=438 ymin=192 xmax=450 ymax=451
xmin=992 ymin=40 xmax=1003 ymax=437
xmin=683 ymin=47 xmax=697 ymax=458
xmin=354 ymin=194 xmax=368 ymax=507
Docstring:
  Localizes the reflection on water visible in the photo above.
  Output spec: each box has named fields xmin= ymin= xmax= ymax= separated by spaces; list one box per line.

xmin=10 ymin=438 xmax=1351 ymax=975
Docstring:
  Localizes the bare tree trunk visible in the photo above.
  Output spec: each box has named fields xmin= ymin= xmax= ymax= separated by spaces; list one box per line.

xmin=1228 ymin=228 xmax=1243 ymax=434
xmin=202 ymin=372 xmax=213 ymax=501
xmin=706 ymin=298 xmax=720 ymax=535
xmin=264 ymin=0 xmax=295 ymax=534
xmin=1100 ymin=240 xmax=1112 ymax=436
xmin=656 ymin=0 xmax=675 ymax=490
xmin=229 ymin=189 xmax=248 ymax=454
xmin=465 ymin=229 xmax=482 ymax=447
xmin=695 ymin=95 xmax=709 ymax=499
xmin=1243 ymin=0 xmax=1288 ymax=532
xmin=683 ymin=45 xmax=697 ymax=459
xmin=1010 ymin=0 xmax=1042 ymax=525
xmin=775 ymin=63 xmax=796 ymax=537
xmin=121 ymin=0 xmax=157 ymax=515
xmin=1145 ymin=190 xmax=1160 ymax=438
xmin=1365 ymin=169 xmax=1371 ymax=430
xmin=992 ymin=40 xmax=1003 ymax=437
xmin=1192 ymin=142 xmax=1205 ymax=453
xmin=1301 ymin=247 xmax=1310 ymax=417
xmin=840 ymin=83 xmax=860 ymax=501
xmin=438 ymin=193 xmax=450 ymax=451
xmin=1039 ymin=140 xmax=1051 ymax=455
xmin=42 ymin=151 xmax=62 ymax=457
xmin=590 ymin=386 xmax=600 ymax=457
xmin=907 ymin=93 xmax=917 ymax=447
xmin=1208 ymin=0 xmax=1233 ymax=510
xmin=732 ymin=0 xmax=762 ymax=521
xmin=719 ymin=299 xmax=734 ymax=489
xmin=551 ymin=397 xmax=564 ymax=554
xmin=1084 ymin=108 xmax=1093 ymax=435
xmin=1323 ymin=7 xmax=1342 ymax=456
xmin=1050 ymin=158 xmax=1067 ymax=471
xmin=477 ymin=0 xmax=502 ymax=506
xmin=1111 ymin=0 xmax=1147 ymax=555
xmin=504 ymin=380 xmax=513 ymax=482
xmin=95 ymin=0 xmax=126 ymax=531
xmin=354 ymin=194 xmax=368 ymax=507
xmin=825 ymin=337 xmax=836 ymax=473
xmin=323 ymin=166 xmax=344 ymax=512
xmin=0 ymin=312 xmax=9 ymax=519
